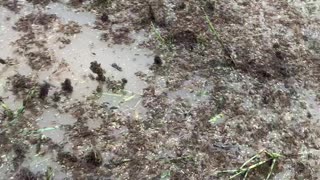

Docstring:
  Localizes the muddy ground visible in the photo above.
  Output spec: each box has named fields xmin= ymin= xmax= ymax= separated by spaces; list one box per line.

xmin=0 ymin=0 xmax=320 ymax=179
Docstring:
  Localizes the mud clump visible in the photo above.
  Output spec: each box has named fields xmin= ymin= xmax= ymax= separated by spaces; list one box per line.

xmin=10 ymin=74 xmax=36 ymax=95
xmin=2 ymin=0 xmax=21 ymax=12
xmin=84 ymin=149 xmax=103 ymax=167
xmin=38 ymin=82 xmax=50 ymax=99
xmin=12 ymin=143 xmax=28 ymax=169
xmin=90 ymin=61 xmax=106 ymax=81
xmin=121 ymin=78 xmax=128 ymax=84
xmin=154 ymin=55 xmax=162 ymax=65
xmin=14 ymin=167 xmax=37 ymax=180
xmin=57 ymin=21 xmax=82 ymax=36
xmin=26 ymin=51 xmax=53 ymax=70
xmin=0 ymin=58 xmax=6 ymax=64
xmin=13 ymin=13 xmax=57 ymax=32
xmin=61 ymin=78 xmax=73 ymax=93
xmin=172 ymin=30 xmax=198 ymax=50
xmin=13 ymin=32 xmax=53 ymax=70
xmin=106 ymin=78 xmax=126 ymax=92
xmin=13 ymin=32 xmax=41 ymax=53
xmin=100 ymin=13 xmax=109 ymax=22
xmin=111 ymin=27 xmax=133 ymax=45
xmin=57 ymin=151 xmax=78 ymax=166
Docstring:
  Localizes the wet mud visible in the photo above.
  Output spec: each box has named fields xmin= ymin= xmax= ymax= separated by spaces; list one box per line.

xmin=0 ymin=0 xmax=320 ymax=179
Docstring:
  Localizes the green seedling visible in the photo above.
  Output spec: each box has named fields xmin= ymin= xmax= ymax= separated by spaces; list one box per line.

xmin=209 ymin=113 xmax=224 ymax=124
xmin=45 ymin=166 xmax=54 ymax=180
xmin=0 ymin=102 xmax=15 ymax=120
xmin=160 ymin=170 xmax=171 ymax=180
xmin=37 ymin=126 xmax=59 ymax=133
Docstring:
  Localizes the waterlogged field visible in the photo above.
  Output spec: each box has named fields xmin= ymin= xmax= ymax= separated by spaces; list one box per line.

xmin=0 ymin=0 xmax=319 ymax=179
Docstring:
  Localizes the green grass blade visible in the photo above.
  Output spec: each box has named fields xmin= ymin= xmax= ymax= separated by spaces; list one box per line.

xmin=266 ymin=159 xmax=276 ymax=180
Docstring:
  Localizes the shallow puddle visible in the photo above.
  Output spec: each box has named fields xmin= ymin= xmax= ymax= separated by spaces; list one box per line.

xmin=22 ymin=146 xmax=70 ymax=179
xmin=36 ymin=109 xmax=76 ymax=143
xmin=46 ymin=2 xmax=96 ymax=25
xmin=0 ymin=1 xmax=153 ymax=178
xmin=0 ymin=1 xmax=153 ymax=105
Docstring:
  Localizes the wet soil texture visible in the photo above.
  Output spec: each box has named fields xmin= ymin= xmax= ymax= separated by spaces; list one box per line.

xmin=0 ymin=0 xmax=320 ymax=179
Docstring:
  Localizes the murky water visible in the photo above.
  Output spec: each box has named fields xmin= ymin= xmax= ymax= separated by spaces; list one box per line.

xmin=46 ymin=3 xmax=96 ymax=25
xmin=22 ymin=146 xmax=71 ymax=179
xmin=0 ymin=1 xmax=153 ymax=178
xmin=36 ymin=109 xmax=76 ymax=143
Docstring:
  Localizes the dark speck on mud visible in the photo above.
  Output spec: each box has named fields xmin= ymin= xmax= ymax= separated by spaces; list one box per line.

xmin=0 ymin=58 xmax=6 ymax=64
xmin=154 ymin=55 xmax=162 ymax=65
xmin=61 ymin=78 xmax=73 ymax=93
xmin=100 ymin=13 xmax=109 ymax=22
xmin=121 ymin=78 xmax=128 ymax=84
xmin=39 ymin=82 xmax=50 ymax=99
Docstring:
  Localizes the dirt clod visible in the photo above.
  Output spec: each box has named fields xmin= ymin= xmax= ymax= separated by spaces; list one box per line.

xmin=57 ymin=21 xmax=82 ymax=36
xmin=0 ymin=58 xmax=6 ymax=64
xmin=84 ymin=149 xmax=103 ymax=167
xmin=13 ymin=13 xmax=57 ymax=32
xmin=100 ymin=13 xmax=109 ymax=22
xmin=10 ymin=74 xmax=36 ymax=96
xmin=121 ymin=78 xmax=128 ymax=84
xmin=172 ymin=30 xmax=198 ymax=50
xmin=90 ymin=61 xmax=106 ymax=81
xmin=154 ymin=55 xmax=162 ymax=65
xmin=61 ymin=78 xmax=73 ymax=93
xmin=39 ymin=82 xmax=50 ymax=99
xmin=26 ymin=51 xmax=53 ymax=70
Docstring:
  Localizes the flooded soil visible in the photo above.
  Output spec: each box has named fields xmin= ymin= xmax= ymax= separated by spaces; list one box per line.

xmin=0 ymin=0 xmax=320 ymax=179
